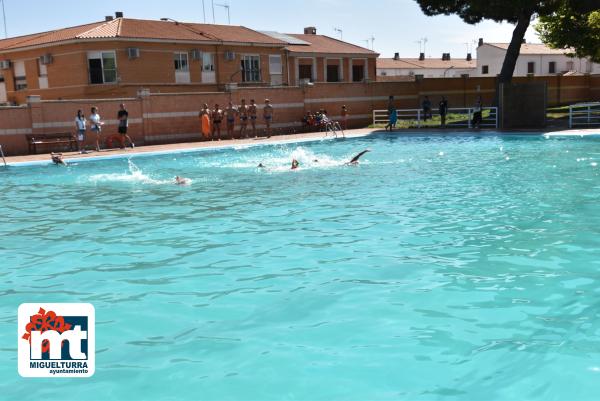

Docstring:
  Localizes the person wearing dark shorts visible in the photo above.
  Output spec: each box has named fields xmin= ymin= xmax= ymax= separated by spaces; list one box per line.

xmin=118 ymin=103 xmax=134 ymax=148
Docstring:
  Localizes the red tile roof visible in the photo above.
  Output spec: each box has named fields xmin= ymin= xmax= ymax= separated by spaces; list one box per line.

xmin=377 ymin=58 xmax=476 ymax=69
xmin=285 ymin=34 xmax=377 ymax=55
xmin=484 ymin=42 xmax=570 ymax=55
xmin=0 ymin=18 xmax=285 ymax=51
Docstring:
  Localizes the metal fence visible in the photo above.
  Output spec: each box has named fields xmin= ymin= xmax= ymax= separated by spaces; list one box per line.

xmin=373 ymin=107 xmax=499 ymax=129
xmin=569 ymin=102 xmax=600 ymax=128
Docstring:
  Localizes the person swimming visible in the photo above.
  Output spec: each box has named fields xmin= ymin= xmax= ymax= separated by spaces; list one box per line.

xmin=175 ymin=176 xmax=190 ymax=185
xmin=51 ymin=153 xmax=67 ymax=166
xmin=291 ymin=159 xmax=299 ymax=170
xmin=257 ymin=163 xmax=265 ymax=168
xmin=346 ymin=149 xmax=370 ymax=165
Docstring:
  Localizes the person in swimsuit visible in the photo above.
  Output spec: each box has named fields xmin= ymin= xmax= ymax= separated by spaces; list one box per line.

xmin=263 ymin=99 xmax=274 ymax=138
xmin=175 ymin=176 xmax=191 ymax=185
xmin=225 ymin=102 xmax=238 ymax=140
xmin=249 ymin=99 xmax=258 ymax=138
xmin=346 ymin=149 xmax=370 ymax=165
xmin=341 ymin=105 xmax=349 ymax=130
xmin=51 ymin=153 xmax=67 ymax=166
xmin=291 ymin=159 xmax=299 ymax=170
xmin=89 ymin=106 xmax=103 ymax=152
xmin=199 ymin=103 xmax=211 ymax=140
xmin=212 ymin=104 xmax=223 ymax=140
xmin=238 ymin=99 xmax=249 ymax=138
xmin=117 ymin=103 xmax=134 ymax=149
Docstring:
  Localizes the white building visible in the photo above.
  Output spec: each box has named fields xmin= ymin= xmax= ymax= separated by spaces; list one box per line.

xmin=476 ymin=42 xmax=600 ymax=77
xmin=377 ymin=53 xmax=476 ymax=79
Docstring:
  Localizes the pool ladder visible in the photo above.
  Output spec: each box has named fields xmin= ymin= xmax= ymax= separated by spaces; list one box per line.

xmin=0 ymin=145 xmax=6 ymax=167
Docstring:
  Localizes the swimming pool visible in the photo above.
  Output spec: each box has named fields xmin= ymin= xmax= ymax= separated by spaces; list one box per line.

xmin=2 ymin=132 xmax=600 ymax=400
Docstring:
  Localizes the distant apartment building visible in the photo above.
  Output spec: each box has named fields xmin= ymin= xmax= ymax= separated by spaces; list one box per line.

xmin=476 ymin=40 xmax=600 ymax=77
xmin=0 ymin=13 xmax=377 ymax=104
xmin=376 ymin=52 xmax=476 ymax=79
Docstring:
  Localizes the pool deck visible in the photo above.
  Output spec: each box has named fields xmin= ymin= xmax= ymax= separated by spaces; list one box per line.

xmin=3 ymin=129 xmax=376 ymax=166
xmin=3 ymin=127 xmax=598 ymax=166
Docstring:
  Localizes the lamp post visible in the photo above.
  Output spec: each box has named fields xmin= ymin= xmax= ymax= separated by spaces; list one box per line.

xmin=215 ymin=3 xmax=230 ymax=25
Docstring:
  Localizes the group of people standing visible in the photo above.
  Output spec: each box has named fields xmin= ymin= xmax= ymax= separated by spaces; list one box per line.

xmin=385 ymin=94 xmax=484 ymax=130
xmin=74 ymin=103 xmax=134 ymax=153
xmin=198 ymin=98 xmax=274 ymax=141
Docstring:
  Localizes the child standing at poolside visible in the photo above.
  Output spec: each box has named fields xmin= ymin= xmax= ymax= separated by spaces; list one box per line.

xmin=385 ymin=96 xmax=397 ymax=131
xmin=249 ymin=99 xmax=258 ymax=138
xmin=200 ymin=104 xmax=211 ymax=140
xmin=263 ymin=99 xmax=274 ymax=138
xmin=341 ymin=105 xmax=348 ymax=130
xmin=211 ymin=104 xmax=223 ymax=141
xmin=225 ymin=102 xmax=238 ymax=140
xmin=90 ymin=106 xmax=103 ymax=151
xmin=238 ymin=99 xmax=249 ymax=138
xmin=74 ymin=109 xmax=87 ymax=153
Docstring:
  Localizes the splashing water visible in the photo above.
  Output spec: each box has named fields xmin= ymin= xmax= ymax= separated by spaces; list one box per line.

xmin=87 ymin=159 xmax=175 ymax=185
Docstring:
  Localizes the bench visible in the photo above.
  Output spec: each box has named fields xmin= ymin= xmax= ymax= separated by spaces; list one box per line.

xmin=26 ymin=133 xmax=77 ymax=154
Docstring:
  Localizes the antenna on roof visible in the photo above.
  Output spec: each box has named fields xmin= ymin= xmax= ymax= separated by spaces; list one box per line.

xmin=215 ymin=3 xmax=230 ymax=24
xmin=333 ymin=27 xmax=342 ymax=40
xmin=202 ymin=0 xmax=206 ymax=23
xmin=369 ymin=35 xmax=375 ymax=51
xmin=1 ymin=0 xmax=7 ymax=39
xmin=421 ymin=37 xmax=428 ymax=57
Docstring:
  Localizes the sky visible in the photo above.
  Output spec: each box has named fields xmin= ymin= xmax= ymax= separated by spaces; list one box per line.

xmin=0 ymin=0 xmax=541 ymax=59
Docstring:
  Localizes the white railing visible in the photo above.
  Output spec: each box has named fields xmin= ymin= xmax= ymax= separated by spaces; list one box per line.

xmin=373 ymin=107 xmax=498 ymax=129
xmin=569 ymin=102 xmax=600 ymax=128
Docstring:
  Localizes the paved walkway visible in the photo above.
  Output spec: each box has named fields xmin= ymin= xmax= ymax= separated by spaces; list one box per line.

xmin=3 ymin=129 xmax=375 ymax=165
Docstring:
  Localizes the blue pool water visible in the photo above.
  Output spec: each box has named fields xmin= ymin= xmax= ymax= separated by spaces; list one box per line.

xmin=2 ymin=132 xmax=600 ymax=400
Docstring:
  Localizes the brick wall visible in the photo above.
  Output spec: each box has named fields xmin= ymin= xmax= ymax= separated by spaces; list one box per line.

xmin=0 ymin=74 xmax=598 ymax=156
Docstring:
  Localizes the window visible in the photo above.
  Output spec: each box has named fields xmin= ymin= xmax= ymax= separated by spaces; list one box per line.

xmin=327 ymin=65 xmax=340 ymax=82
xmin=482 ymin=65 xmax=489 ymax=74
xmin=38 ymin=59 xmax=48 ymax=89
xmin=527 ymin=62 xmax=535 ymax=74
xmin=299 ymin=64 xmax=312 ymax=81
xmin=548 ymin=61 xmax=556 ymax=74
xmin=88 ymin=52 xmax=117 ymax=84
xmin=352 ymin=64 xmax=364 ymax=82
xmin=174 ymin=52 xmax=189 ymax=72
xmin=269 ymin=55 xmax=282 ymax=75
xmin=202 ymin=52 xmax=214 ymax=72
xmin=241 ymin=55 xmax=261 ymax=82
xmin=13 ymin=60 xmax=27 ymax=90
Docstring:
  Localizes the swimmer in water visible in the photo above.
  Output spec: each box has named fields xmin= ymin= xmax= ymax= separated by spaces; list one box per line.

xmin=51 ymin=153 xmax=67 ymax=166
xmin=175 ymin=176 xmax=190 ymax=185
xmin=346 ymin=149 xmax=370 ymax=165
xmin=291 ymin=159 xmax=299 ymax=170
xmin=257 ymin=163 xmax=265 ymax=168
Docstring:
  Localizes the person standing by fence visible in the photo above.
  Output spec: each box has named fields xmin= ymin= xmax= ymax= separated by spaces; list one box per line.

xmin=385 ymin=96 xmax=397 ymax=131
xmin=472 ymin=97 xmax=483 ymax=129
xmin=439 ymin=96 xmax=448 ymax=128
xmin=422 ymin=96 xmax=432 ymax=121
xmin=117 ymin=103 xmax=134 ymax=148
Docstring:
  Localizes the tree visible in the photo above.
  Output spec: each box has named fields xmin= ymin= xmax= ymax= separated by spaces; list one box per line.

xmin=414 ymin=1 xmax=562 ymax=83
xmin=536 ymin=1 xmax=600 ymax=63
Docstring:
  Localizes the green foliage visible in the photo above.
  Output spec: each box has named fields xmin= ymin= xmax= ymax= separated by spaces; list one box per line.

xmin=536 ymin=2 xmax=600 ymax=63
xmin=414 ymin=1 xmax=558 ymax=25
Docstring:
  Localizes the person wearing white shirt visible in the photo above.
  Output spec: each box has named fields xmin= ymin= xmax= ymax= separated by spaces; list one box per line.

xmin=74 ymin=109 xmax=87 ymax=153
xmin=89 ymin=106 xmax=103 ymax=152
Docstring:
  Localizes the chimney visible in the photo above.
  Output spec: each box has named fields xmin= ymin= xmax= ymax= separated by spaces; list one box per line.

xmin=446 ymin=53 xmax=451 ymax=60
xmin=394 ymin=52 xmax=399 ymax=60
xmin=115 ymin=11 xmax=124 ymax=18
xmin=466 ymin=53 xmax=472 ymax=61
xmin=419 ymin=52 xmax=425 ymax=61
xmin=304 ymin=27 xmax=317 ymax=35
xmin=105 ymin=16 xmax=114 ymax=21
xmin=478 ymin=38 xmax=483 ymax=47
xmin=441 ymin=53 xmax=447 ymax=60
